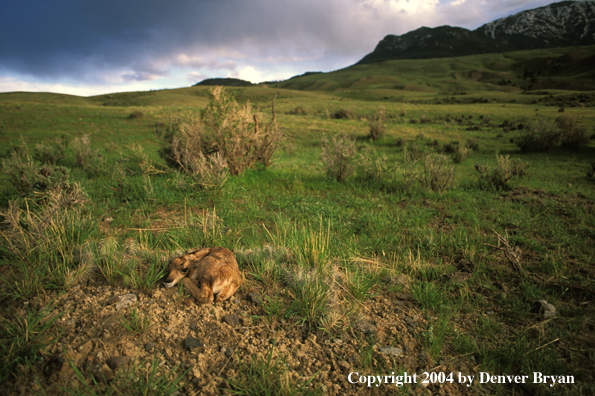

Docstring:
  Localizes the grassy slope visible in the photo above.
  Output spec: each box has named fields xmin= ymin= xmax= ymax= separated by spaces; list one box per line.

xmin=0 ymin=48 xmax=595 ymax=395
xmin=272 ymin=45 xmax=595 ymax=94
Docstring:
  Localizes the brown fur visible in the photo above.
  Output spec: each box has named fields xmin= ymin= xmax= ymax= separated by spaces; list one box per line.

xmin=163 ymin=247 xmax=243 ymax=303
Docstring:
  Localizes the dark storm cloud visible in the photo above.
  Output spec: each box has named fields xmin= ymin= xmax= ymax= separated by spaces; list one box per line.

xmin=0 ymin=0 xmax=562 ymax=86
xmin=0 ymin=0 xmax=370 ymax=82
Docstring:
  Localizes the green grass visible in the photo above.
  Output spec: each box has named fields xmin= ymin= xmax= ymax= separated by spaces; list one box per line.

xmin=0 ymin=53 xmax=594 ymax=394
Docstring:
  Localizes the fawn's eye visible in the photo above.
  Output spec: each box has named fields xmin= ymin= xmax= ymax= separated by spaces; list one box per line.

xmin=182 ymin=267 xmax=189 ymax=273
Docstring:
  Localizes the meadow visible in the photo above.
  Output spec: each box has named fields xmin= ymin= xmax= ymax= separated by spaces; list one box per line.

xmin=0 ymin=48 xmax=594 ymax=395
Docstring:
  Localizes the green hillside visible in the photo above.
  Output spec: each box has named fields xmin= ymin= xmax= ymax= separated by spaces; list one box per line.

xmin=272 ymin=46 xmax=595 ymax=96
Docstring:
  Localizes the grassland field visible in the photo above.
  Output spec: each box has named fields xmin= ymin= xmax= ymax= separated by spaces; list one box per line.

xmin=0 ymin=47 xmax=594 ymax=396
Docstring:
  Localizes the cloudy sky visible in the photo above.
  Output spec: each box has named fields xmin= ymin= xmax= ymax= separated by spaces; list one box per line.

xmin=0 ymin=0 xmax=566 ymax=96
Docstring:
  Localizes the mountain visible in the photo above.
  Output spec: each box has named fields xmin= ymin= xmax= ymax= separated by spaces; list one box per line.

xmin=357 ymin=1 xmax=595 ymax=64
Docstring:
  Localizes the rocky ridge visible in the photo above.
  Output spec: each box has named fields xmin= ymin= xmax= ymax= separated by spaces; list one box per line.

xmin=357 ymin=1 xmax=595 ymax=64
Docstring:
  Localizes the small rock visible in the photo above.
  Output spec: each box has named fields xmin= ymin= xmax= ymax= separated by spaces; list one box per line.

xmin=145 ymin=341 xmax=158 ymax=353
xmin=337 ymin=360 xmax=350 ymax=371
xmin=395 ymin=292 xmax=413 ymax=301
xmin=184 ymin=337 xmax=204 ymax=351
xmin=106 ymin=356 xmax=131 ymax=370
xmin=355 ymin=320 xmax=377 ymax=335
xmin=105 ymin=296 xmax=120 ymax=306
xmin=231 ymin=298 xmax=240 ymax=305
xmin=225 ymin=347 xmax=234 ymax=358
xmin=222 ymin=314 xmax=240 ymax=327
xmin=404 ymin=316 xmax=417 ymax=327
xmin=93 ymin=369 xmax=114 ymax=384
xmin=531 ymin=300 xmax=556 ymax=318
xmin=116 ymin=294 xmax=137 ymax=310
xmin=380 ymin=346 xmax=404 ymax=356
xmin=103 ymin=312 xmax=125 ymax=326
xmin=247 ymin=293 xmax=262 ymax=304
xmin=259 ymin=330 xmax=270 ymax=339
xmin=78 ymin=340 xmax=93 ymax=353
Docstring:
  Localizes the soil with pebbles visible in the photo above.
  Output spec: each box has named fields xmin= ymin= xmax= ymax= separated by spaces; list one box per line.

xmin=2 ymin=281 xmax=478 ymax=396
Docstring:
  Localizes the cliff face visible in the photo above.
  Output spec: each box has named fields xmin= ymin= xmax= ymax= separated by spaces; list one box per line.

xmin=357 ymin=1 xmax=595 ymax=64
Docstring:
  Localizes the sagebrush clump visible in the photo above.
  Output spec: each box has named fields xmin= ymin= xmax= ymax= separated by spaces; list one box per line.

xmin=417 ymin=153 xmax=455 ymax=192
xmin=515 ymin=118 xmax=561 ymax=152
xmin=2 ymin=143 xmax=71 ymax=197
xmin=475 ymin=154 xmax=529 ymax=191
xmin=321 ymin=132 xmax=356 ymax=182
xmin=157 ymin=87 xmax=282 ymax=177
xmin=557 ymin=114 xmax=589 ymax=150
xmin=368 ymin=108 xmax=386 ymax=141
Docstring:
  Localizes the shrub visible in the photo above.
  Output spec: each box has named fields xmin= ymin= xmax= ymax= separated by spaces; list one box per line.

xmin=442 ymin=141 xmax=460 ymax=154
xmin=452 ymin=146 xmax=470 ymax=164
xmin=557 ymin=115 xmax=589 ymax=150
xmin=368 ymin=120 xmax=385 ymax=141
xmin=417 ymin=153 xmax=455 ymax=192
xmin=158 ymin=87 xmax=282 ymax=175
xmin=368 ymin=108 xmax=386 ymax=141
xmin=420 ymin=114 xmax=432 ymax=124
xmin=356 ymin=145 xmax=389 ymax=182
xmin=287 ymin=106 xmax=308 ymax=116
xmin=0 ymin=184 xmax=96 ymax=298
xmin=475 ymin=154 xmax=529 ymax=191
xmin=332 ymin=108 xmax=355 ymax=120
xmin=70 ymin=134 xmax=105 ymax=176
xmin=515 ymin=118 xmax=561 ymax=152
xmin=33 ymin=135 xmax=69 ymax=164
xmin=466 ymin=138 xmax=479 ymax=151
xmin=2 ymin=148 xmax=70 ymax=197
xmin=173 ymin=149 xmax=229 ymax=190
xmin=403 ymin=141 xmax=426 ymax=164
xmin=321 ymin=132 xmax=356 ymax=182
xmin=128 ymin=110 xmax=144 ymax=119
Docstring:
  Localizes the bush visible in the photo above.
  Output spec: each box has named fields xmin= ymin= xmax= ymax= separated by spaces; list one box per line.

xmin=475 ymin=154 xmax=529 ymax=191
xmin=2 ymin=147 xmax=70 ymax=197
xmin=452 ymin=146 xmax=470 ymax=164
xmin=332 ymin=108 xmax=355 ymax=120
xmin=0 ymin=184 xmax=96 ymax=298
xmin=442 ymin=141 xmax=460 ymax=154
xmin=515 ymin=118 xmax=561 ymax=152
xmin=417 ymin=153 xmax=455 ymax=192
xmin=557 ymin=115 xmax=589 ymax=150
xmin=287 ymin=106 xmax=308 ymax=116
xmin=466 ymin=138 xmax=479 ymax=151
xmin=356 ymin=145 xmax=389 ymax=182
xmin=403 ymin=141 xmax=426 ymax=164
xmin=128 ymin=110 xmax=144 ymax=119
xmin=321 ymin=132 xmax=356 ymax=182
xmin=70 ymin=134 xmax=105 ymax=176
xmin=158 ymin=87 xmax=282 ymax=176
xmin=368 ymin=119 xmax=385 ymax=141
xmin=33 ymin=135 xmax=69 ymax=164
xmin=367 ymin=108 xmax=386 ymax=140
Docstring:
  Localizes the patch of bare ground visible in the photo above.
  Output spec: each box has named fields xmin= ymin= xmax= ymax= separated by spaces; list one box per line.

xmin=0 ymin=272 xmax=482 ymax=396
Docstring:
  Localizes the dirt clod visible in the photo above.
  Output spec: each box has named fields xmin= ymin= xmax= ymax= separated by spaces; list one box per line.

xmin=184 ymin=337 xmax=205 ymax=350
xmin=106 ymin=356 xmax=130 ymax=370
xmin=222 ymin=314 xmax=240 ymax=326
